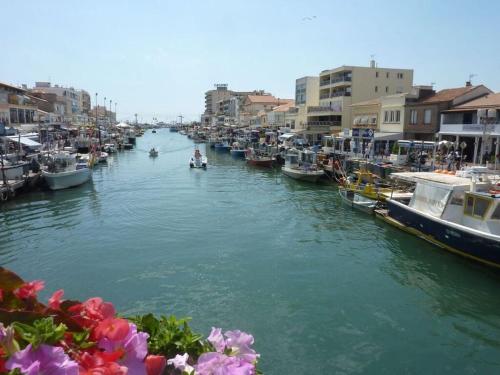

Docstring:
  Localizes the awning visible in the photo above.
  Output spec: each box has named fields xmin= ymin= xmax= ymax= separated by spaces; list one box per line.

xmin=397 ymin=140 xmax=436 ymax=149
xmin=373 ymin=132 xmax=403 ymax=141
xmin=279 ymin=133 xmax=296 ymax=140
xmin=6 ymin=135 xmax=42 ymax=147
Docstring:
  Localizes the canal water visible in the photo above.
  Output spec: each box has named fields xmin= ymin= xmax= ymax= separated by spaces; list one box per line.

xmin=1 ymin=129 xmax=500 ymax=374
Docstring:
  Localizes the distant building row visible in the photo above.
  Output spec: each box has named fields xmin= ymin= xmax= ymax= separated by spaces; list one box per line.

xmin=0 ymin=81 xmax=115 ymax=131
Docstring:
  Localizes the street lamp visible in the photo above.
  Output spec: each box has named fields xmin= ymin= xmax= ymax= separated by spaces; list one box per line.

xmin=109 ymin=99 xmax=112 ymax=125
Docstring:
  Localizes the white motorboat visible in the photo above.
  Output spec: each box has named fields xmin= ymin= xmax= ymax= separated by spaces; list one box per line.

xmin=282 ymin=150 xmax=324 ymax=182
xmin=42 ymin=152 xmax=92 ymax=190
xmin=104 ymin=143 xmax=117 ymax=153
xmin=339 ymin=186 xmax=377 ymax=214
xmin=98 ymin=151 xmax=108 ymax=163
xmin=189 ymin=149 xmax=207 ymax=168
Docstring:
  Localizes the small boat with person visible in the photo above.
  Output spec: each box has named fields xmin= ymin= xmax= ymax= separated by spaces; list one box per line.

xmin=189 ymin=148 xmax=207 ymax=169
xmin=230 ymin=142 xmax=246 ymax=159
xmin=149 ymin=148 xmax=158 ymax=157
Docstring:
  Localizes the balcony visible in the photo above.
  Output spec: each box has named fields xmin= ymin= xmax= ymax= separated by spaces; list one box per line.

xmin=331 ymin=76 xmax=352 ymax=84
xmin=440 ymin=123 xmax=500 ymax=135
xmin=307 ymin=106 xmax=337 ymax=113
xmin=319 ymin=93 xmax=330 ymax=99
xmin=307 ymin=121 xmax=341 ymax=127
xmin=320 ymin=79 xmax=331 ymax=86
xmin=331 ymin=91 xmax=351 ymax=97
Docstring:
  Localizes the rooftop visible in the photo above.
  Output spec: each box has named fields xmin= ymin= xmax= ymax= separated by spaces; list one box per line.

xmin=0 ymin=82 xmax=26 ymax=93
xmin=416 ymin=85 xmax=484 ymax=104
xmin=452 ymin=92 xmax=500 ymax=109
xmin=245 ymin=95 xmax=294 ymax=105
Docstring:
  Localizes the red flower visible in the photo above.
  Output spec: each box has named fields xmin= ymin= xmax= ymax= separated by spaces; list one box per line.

xmin=0 ymin=347 xmax=6 ymax=373
xmin=68 ymin=297 xmax=115 ymax=328
xmin=49 ymin=289 xmax=64 ymax=310
xmin=0 ymin=288 xmax=3 ymax=302
xmin=13 ymin=280 xmax=45 ymax=299
xmin=145 ymin=355 xmax=166 ymax=375
xmin=94 ymin=318 xmax=130 ymax=342
xmin=78 ymin=350 xmax=127 ymax=375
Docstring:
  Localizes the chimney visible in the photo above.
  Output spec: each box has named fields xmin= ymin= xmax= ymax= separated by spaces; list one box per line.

xmin=465 ymin=81 xmax=472 ymax=87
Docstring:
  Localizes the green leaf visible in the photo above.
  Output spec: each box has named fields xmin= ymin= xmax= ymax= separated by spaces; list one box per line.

xmin=13 ymin=317 xmax=67 ymax=348
xmin=0 ymin=268 xmax=24 ymax=291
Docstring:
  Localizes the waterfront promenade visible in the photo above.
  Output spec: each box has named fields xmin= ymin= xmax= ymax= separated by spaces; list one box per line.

xmin=1 ymin=129 xmax=500 ymax=374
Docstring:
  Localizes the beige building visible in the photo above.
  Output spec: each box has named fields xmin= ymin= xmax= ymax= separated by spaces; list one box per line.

xmin=306 ymin=61 xmax=413 ymax=140
xmin=288 ymin=76 xmax=319 ymax=132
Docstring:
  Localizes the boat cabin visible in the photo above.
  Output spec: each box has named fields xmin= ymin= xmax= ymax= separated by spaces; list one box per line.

xmin=391 ymin=172 xmax=500 ymax=235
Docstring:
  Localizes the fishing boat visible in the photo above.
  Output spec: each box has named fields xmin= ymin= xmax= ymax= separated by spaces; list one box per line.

xmin=245 ymin=148 xmax=275 ymax=168
xmin=189 ymin=149 xmax=207 ymax=169
xmin=214 ymin=140 xmax=231 ymax=152
xmin=42 ymin=152 xmax=91 ymax=190
xmin=152 ymin=129 xmax=157 ymax=133
xmin=341 ymin=169 xmax=392 ymax=200
xmin=282 ymin=150 xmax=324 ymax=182
xmin=339 ymin=186 xmax=377 ymax=214
xmin=377 ymin=170 xmax=500 ymax=268
xmin=170 ymin=126 xmax=179 ymax=133
xmin=230 ymin=142 xmax=246 ymax=159
xmin=149 ymin=148 xmax=158 ymax=157
xmin=104 ymin=143 xmax=117 ymax=154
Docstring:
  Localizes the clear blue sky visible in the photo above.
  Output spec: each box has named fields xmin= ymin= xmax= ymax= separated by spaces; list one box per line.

xmin=2 ymin=0 xmax=500 ymax=122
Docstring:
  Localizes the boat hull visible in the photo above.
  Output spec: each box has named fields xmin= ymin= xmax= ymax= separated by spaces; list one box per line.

xmin=339 ymin=188 xmax=376 ymax=214
xmin=246 ymin=158 xmax=274 ymax=168
xmin=42 ymin=168 xmax=92 ymax=190
xmin=282 ymin=167 xmax=324 ymax=182
xmin=386 ymin=199 xmax=500 ymax=267
xmin=230 ymin=150 xmax=246 ymax=159
xmin=214 ymin=145 xmax=231 ymax=152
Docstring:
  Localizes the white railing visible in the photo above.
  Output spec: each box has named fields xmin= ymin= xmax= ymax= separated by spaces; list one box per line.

xmin=440 ymin=123 xmax=500 ymax=135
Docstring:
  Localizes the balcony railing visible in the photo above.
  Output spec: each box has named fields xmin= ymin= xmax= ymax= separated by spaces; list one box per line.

xmin=319 ymin=94 xmax=330 ymax=99
xmin=440 ymin=123 xmax=500 ymax=134
xmin=306 ymin=121 xmax=342 ymax=130
xmin=320 ymin=80 xmax=331 ymax=86
xmin=331 ymin=76 xmax=352 ymax=84
xmin=331 ymin=91 xmax=351 ymax=97
xmin=307 ymin=106 xmax=336 ymax=113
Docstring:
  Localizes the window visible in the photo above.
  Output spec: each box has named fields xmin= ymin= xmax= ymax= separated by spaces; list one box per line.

xmin=473 ymin=197 xmax=490 ymax=218
xmin=395 ymin=110 xmax=401 ymax=122
xmin=464 ymin=196 xmax=474 ymax=215
xmin=386 ymin=72 xmax=389 ymax=78
xmin=375 ymin=71 xmax=379 ymax=78
xmin=424 ymin=109 xmax=432 ymax=124
xmin=390 ymin=111 xmax=394 ymax=122
xmin=375 ymin=86 xmax=378 ymax=93
xmin=385 ymin=86 xmax=389 ymax=93
xmin=410 ymin=109 xmax=417 ymax=124
xmin=491 ymin=204 xmax=500 ymax=220
xmin=384 ymin=111 xmax=388 ymax=122
xmin=397 ymin=73 xmax=404 ymax=79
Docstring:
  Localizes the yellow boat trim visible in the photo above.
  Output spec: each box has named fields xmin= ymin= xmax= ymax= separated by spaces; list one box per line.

xmin=376 ymin=212 xmax=500 ymax=269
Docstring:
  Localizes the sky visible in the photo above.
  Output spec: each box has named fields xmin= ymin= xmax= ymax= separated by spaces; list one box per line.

xmin=2 ymin=0 xmax=500 ymax=122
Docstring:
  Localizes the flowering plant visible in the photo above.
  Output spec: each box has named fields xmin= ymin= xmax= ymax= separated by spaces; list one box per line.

xmin=0 ymin=267 xmax=260 ymax=374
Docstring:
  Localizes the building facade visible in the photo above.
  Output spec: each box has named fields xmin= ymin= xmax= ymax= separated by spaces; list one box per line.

xmin=0 ymin=82 xmax=38 ymax=128
xmin=306 ymin=62 xmax=413 ymax=138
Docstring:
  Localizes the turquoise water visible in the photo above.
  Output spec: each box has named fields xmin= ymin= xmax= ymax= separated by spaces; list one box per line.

xmin=1 ymin=129 xmax=500 ymax=374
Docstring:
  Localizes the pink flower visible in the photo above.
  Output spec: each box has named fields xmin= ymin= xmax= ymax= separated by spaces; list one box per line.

xmin=13 ymin=280 xmax=45 ymax=299
xmin=6 ymin=344 xmax=78 ymax=375
xmin=49 ymin=289 xmax=64 ymax=310
xmin=167 ymin=353 xmax=193 ymax=373
xmin=145 ymin=355 xmax=166 ymax=375
xmin=68 ymin=297 xmax=115 ymax=329
xmin=195 ymin=352 xmax=254 ymax=375
xmin=207 ymin=327 xmax=226 ymax=353
xmin=99 ymin=323 xmax=149 ymax=374
xmin=224 ymin=330 xmax=259 ymax=363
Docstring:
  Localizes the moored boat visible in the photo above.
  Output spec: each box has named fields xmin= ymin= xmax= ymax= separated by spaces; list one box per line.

xmin=339 ymin=186 xmax=377 ymax=214
xmin=281 ymin=150 xmax=324 ymax=182
xmin=230 ymin=142 xmax=246 ymax=159
xmin=149 ymin=148 xmax=158 ymax=157
xmin=245 ymin=148 xmax=275 ymax=168
xmin=377 ymin=171 xmax=500 ymax=268
xmin=42 ymin=153 xmax=91 ymax=190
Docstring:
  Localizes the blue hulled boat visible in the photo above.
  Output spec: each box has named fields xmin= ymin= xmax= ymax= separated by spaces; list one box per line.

xmin=378 ymin=170 xmax=500 ymax=268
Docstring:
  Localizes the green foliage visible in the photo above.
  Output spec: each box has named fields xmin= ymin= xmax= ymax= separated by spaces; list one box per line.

xmin=13 ymin=317 xmax=67 ymax=349
xmin=7 ymin=369 xmax=23 ymax=375
xmin=129 ymin=313 xmax=210 ymax=359
xmin=71 ymin=329 xmax=95 ymax=349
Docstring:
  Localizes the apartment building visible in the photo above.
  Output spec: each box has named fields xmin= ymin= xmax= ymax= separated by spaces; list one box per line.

xmin=289 ymin=76 xmax=319 ymax=132
xmin=306 ymin=61 xmax=413 ymax=139
xmin=0 ymin=82 xmax=38 ymax=127
xmin=31 ymin=82 xmax=89 ymax=124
